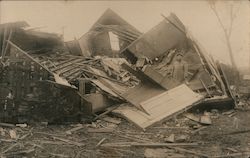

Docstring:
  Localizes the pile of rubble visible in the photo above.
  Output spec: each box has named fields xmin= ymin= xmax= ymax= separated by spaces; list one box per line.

xmin=0 ymin=9 xmax=236 ymax=130
xmin=1 ymin=108 xmax=250 ymax=157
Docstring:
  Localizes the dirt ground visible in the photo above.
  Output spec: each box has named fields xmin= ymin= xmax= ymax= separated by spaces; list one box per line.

xmin=0 ymin=107 xmax=250 ymax=158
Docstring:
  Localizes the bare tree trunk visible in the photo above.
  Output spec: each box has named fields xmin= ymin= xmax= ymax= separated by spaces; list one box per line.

xmin=209 ymin=2 xmax=239 ymax=85
xmin=210 ymin=5 xmax=237 ymax=71
xmin=224 ymin=31 xmax=237 ymax=71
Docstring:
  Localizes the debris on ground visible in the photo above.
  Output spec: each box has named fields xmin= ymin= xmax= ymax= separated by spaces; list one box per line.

xmin=0 ymin=9 xmax=248 ymax=157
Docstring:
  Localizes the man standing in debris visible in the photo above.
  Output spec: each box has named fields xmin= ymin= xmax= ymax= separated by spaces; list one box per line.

xmin=172 ymin=51 xmax=189 ymax=84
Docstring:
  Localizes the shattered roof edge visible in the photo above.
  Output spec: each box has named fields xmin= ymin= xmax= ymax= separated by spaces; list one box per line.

xmin=78 ymin=8 xmax=141 ymax=41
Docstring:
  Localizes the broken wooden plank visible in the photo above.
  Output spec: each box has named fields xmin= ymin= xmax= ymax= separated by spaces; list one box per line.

xmin=199 ymin=78 xmax=212 ymax=97
xmin=36 ymin=140 xmax=71 ymax=145
xmin=184 ymin=113 xmax=200 ymax=122
xmin=170 ymin=146 xmax=209 ymax=158
xmin=3 ymin=148 xmax=35 ymax=156
xmin=51 ymin=58 xmax=84 ymax=72
xmin=93 ymin=105 xmax=120 ymax=121
xmin=152 ymin=127 xmax=189 ymax=129
xmin=18 ymin=133 xmax=30 ymax=140
xmin=87 ymin=128 xmax=114 ymax=133
xmin=131 ymin=142 xmax=199 ymax=147
xmin=65 ymin=125 xmax=84 ymax=135
xmin=101 ymin=142 xmax=198 ymax=147
xmin=33 ymin=131 xmax=66 ymax=137
xmin=1 ymin=143 xmax=19 ymax=154
xmin=1 ymin=27 xmax=8 ymax=56
xmin=57 ymin=64 xmax=80 ymax=75
xmin=191 ymin=126 xmax=207 ymax=134
xmin=52 ymin=136 xmax=85 ymax=147
xmin=0 ymin=122 xmax=15 ymax=128
xmin=53 ymin=73 xmax=76 ymax=88
xmin=101 ymin=143 xmax=134 ymax=147
xmin=47 ymin=58 xmax=79 ymax=69
xmin=144 ymin=148 xmax=186 ymax=158
xmin=212 ymin=152 xmax=250 ymax=158
xmin=49 ymin=153 xmax=70 ymax=158
xmin=117 ymin=130 xmax=153 ymax=135
xmin=185 ymin=113 xmax=212 ymax=125
xmin=164 ymin=134 xmax=175 ymax=143
xmin=29 ymin=143 xmax=44 ymax=150
xmin=115 ymin=133 xmax=150 ymax=143
xmin=91 ymin=79 xmax=120 ymax=98
xmin=225 ymin=147 xmax=238 ymax=152
xmin=2 ymin=30 xmax=13 ymax=58
xmin=63 ymin=67 xmax=82 ymax=78
xmin=96 ymin=138 xmax=106 ymax=147
xmin=223 ymin=129 xmax=250 ymax=135
xmin=101 ymin=116 xmax=121 ymax=125
xmin=0 ymin=139 xmax=16 ymax=143
xmin=200 ymin=114 xmax=212 ymax=125
xmin=82 ymin=68 xmax=125 ymax=84
xmin=68 ymin=71 xmax=84 ymax=81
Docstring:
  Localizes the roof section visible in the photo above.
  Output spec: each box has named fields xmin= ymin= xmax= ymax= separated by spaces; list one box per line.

xmin=90 ymin=8 xmax=141 ymax=35
xmin=120 ymin=13 xmax=188 ymax=62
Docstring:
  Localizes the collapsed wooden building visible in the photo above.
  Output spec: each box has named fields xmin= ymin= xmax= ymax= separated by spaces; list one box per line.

xmin=0 ymin=9 xmax=235 ymax=129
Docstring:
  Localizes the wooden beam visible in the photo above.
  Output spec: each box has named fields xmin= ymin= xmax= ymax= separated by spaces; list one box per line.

xmin=51 ymin=58 xmax=84 ymax=72
xmin=131 ymin=142 xmax=199 ymax=147
xmin=78 ymin=78 xmax=86 ymax=106
xmin=81 ymin=68 xmax=125 ymax=84
xmin=93 ymin=105 xmax=120 ymax=121
xmin=2 ymin=29 xmax=13 ymax=58
xmin=199 ymin=78 xmax=212 ymax=97
xmin=1 ymin=27 xmax=8 ymax=56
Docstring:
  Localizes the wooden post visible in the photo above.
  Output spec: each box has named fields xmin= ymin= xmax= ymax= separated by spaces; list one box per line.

xmin=199 ymin=78 xmax=212 ymax=97
xmin=2 ymin=30 xmax=13 ymax=58
xmin=78 ymin=78 xmax=86 ymax=106
xmin=1 ymin=27 xmax=8 ymax=56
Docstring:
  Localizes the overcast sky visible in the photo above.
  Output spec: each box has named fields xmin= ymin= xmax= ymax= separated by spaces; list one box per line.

xmin=0 ymin=0 xmax=249 ymax=67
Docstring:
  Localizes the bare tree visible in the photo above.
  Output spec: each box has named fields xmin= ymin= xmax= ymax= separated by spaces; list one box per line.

xmin=208 ymin=0 xmax=241 ymax=72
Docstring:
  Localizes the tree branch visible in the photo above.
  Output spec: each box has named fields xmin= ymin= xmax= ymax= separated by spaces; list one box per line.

xmin=228 ymin=4 xmax=233 ymax=37
xmin=209 ymin=4 xmax=228 ymax=38
xmin=208 ymin=1 xmax=238 ymax=70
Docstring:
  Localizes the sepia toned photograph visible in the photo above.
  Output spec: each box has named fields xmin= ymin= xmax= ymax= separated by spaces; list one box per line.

xmin=0 ymin=0 xmax=249 ymax=157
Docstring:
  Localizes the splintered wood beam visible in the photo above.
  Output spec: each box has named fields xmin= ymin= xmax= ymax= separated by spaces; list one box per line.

xmin=59 ymin=65 xmax=80 ymax=75
xmin=2 ymin=29 xmax=13 ymax=58
xmin=93 ymin=105 xmax=120 ymax=121
xmin=63 ymin=67 xmax=82 ymax=79
xmin=81 ymin=68 xmax=125 ymax=84
xmin=199 ymin=78 xmax=212 ymax=97
xmin=131 ymin=142 xmax=199 ymax=147
xmin=51 ymin=58 xmax=84 ymax=72
xmin=1 ymin=27 xmax=8 ymax=56
xmin=47 ymin=58 xmax=79 ymax=69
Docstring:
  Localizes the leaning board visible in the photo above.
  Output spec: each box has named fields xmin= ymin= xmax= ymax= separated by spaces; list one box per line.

xmin=113 ymin=84 xmax=203 ymax=130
